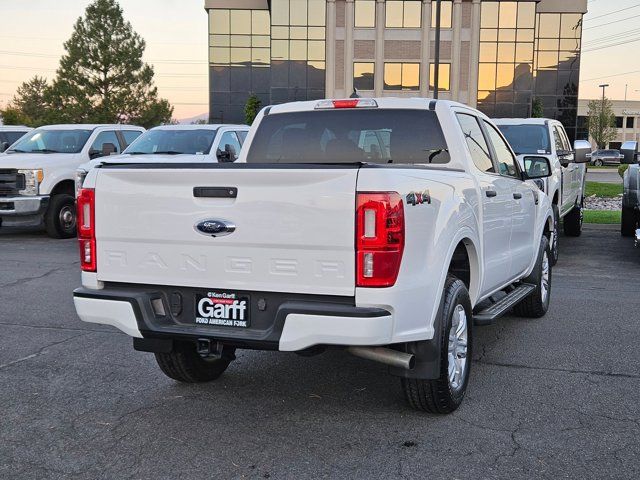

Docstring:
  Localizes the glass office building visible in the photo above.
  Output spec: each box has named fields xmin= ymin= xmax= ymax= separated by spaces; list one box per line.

xmin=205 ymin=0 xmax=587 ymax=140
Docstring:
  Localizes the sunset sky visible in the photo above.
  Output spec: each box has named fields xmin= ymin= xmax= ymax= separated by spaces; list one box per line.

xmin=0 ymin=0 xmax=638 ymax=121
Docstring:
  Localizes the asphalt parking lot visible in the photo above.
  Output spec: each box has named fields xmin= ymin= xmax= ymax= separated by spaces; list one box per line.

xmin=1 ymin=225 xmax=639 ymax=480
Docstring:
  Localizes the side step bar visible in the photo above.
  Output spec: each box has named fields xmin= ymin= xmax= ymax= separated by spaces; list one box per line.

xmin=473 ymin=283 xmax=536 ymax=326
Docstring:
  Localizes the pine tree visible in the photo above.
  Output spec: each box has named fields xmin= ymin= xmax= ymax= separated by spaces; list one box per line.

xmin=48 ymin=0 xmax=172 ymax=127
xmin=10 ymin=76 xmax=50 ymax=126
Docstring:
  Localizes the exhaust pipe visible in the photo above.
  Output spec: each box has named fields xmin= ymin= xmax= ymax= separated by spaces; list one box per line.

xmin=347 ymin=346 xmax=415 ymax=370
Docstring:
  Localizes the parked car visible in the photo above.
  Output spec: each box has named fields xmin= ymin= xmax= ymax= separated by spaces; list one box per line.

xmin=590 ymin=149 xmax=623 ymax=166
xmin=0 ymin=126 xmax=32 ymax=152
xmin=621 ymin=141 xmax=640 ymax=244
xmin=75 ymin=124 xmax=250 ymax=194
xmin=0 ymin=124 xmax=144 ymax=237
xmin=73 ymin=98 xmax=554 ymax=414
xmin=494 ymin=118 xmax=590 ymax=265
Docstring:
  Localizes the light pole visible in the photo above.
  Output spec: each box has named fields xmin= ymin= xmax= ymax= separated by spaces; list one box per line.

xmin=598 ymin=84 xmax=609 ymax=149
xmin=433 ymin=0 xmax=442 ymax=99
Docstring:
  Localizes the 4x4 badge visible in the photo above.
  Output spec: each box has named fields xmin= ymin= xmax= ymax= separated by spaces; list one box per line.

xmin=406 ymin=190 xmax=431 ymax=206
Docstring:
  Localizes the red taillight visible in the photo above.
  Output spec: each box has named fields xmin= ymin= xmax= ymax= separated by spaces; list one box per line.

xmin=356 ymin=192 xmax=405 ymax=287
xmin=77 ymin=188 xmax=96 ymax=272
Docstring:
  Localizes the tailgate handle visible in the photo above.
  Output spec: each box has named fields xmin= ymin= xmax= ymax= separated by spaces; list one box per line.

xmin=193 ymin=187 xmax=237 ymax=198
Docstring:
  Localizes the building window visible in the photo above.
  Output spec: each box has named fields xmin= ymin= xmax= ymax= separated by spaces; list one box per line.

xmin=431 ymin=1 xmax=453 ymax=29
xmin=477 ymin=1 xmax=536 ymax=118
xmin=386 ymin=1 xmax=422 ymax=28
xmin=209 ymin=9 xmax=271 ymax=66
xmin=626 ymin=117 xmax=635 ymax=129
xmin=615 ymin=117 xmax=624 ymax=129
xmin=354 ymin=62 xmax=375 ymax=90
xmin=355 ymin=0 xmax=376 ymax=28
xmin=270 ymin=0 xmax=327 ymax=102
xmin=429 ymin=63 xmax=451 ymax=91
xmin=384 ymin=63 xmax=420 ymax=91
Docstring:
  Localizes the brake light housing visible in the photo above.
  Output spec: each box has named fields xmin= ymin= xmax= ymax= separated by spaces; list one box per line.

xmin=315 ymin=98 xmax=378 ymax=109
xmin=356 ymin=192 xmax=405 ymax=287
xmin=77 ymin=188 xmax=96 ymax=272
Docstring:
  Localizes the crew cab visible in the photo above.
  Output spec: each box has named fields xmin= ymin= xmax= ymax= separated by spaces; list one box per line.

xmin=0 ymin=126 xmax=32 ymax=152
xmin=75 ymin=124 xmax=250 ymax=193
xmin=0 ymin=124 xmax=144 ymax=237
xmin=73 ymin=98 xmax=554 ymax=414
xmin=493 ymin=118 xmax=590 ymax=264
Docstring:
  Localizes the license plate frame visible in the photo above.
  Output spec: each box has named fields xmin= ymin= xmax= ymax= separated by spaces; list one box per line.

xmin=194 ymin=291 xmax=250 ymax=328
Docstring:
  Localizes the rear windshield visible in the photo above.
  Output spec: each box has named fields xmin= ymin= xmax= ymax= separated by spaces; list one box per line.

xmin=246 ymin=109 xmax=449 ymax=164
xmin=497 ymin=124 xmax=551 ymax=155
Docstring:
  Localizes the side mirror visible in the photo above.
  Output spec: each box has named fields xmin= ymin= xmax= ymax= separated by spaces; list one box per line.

xmin=101 ymin=142 xmax=117 ymax=156
xmin=0 ymin=141 xmax=9 ymax=153
xmin=523 ymin=156 xmax=552 ymax=180
xmin=573 ymin=140 xmax=592 ymax=164
xmin=621 ymin=141 xmax=639 ymax=164
xmin=217 ymin=144 xmax=237 ymax=163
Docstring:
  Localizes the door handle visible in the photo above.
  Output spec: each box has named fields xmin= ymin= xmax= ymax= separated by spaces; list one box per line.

xmin=485 ymin=190 xmax=497 ymax=198
xmin=513 ymin=192 xmax=522 ymax=200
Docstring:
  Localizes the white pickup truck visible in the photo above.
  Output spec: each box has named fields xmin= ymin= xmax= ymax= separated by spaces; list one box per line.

xmin=73 ymin=98 xmax=554 ymax=414
xmin=0 ymin=124 xmax=144 ymax=237
xmin=76 ymin=124 xmax=251 ymax=191
xmin=493 ymin=119 xmax=590 ymax=264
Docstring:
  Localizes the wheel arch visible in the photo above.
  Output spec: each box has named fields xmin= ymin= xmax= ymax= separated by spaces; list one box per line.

xmin=50 ymin=179 xmax=75 ymax=197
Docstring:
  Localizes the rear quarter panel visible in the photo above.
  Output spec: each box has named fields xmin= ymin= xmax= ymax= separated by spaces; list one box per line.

xmin=355 ymin=167 xmax=481 ymax=343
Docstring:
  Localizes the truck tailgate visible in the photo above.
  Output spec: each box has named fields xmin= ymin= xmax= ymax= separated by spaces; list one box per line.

xmin=94 ymin=167 xmax=357 ymax=296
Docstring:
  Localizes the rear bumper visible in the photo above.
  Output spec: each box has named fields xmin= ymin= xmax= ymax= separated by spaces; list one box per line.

xmin=73 ymin=286 xmax=393 ymax=351
xmin=0 ymin=195 xmax=49 ymax=227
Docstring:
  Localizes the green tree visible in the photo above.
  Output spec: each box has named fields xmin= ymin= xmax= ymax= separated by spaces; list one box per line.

xmin=48 ymin=0 xmax=173 ymax=128
xmin=0 ymin=106 xmax=29 ymax=126
xmin=244 ymin=94 xmax=262 ymax=125
xmin=587 ymin=98 xmax=616 ymax=149
xmin=531 ymin=97 xmax=544 ymax=118
xmin=10 ymin=76 xmax=51 ymax=126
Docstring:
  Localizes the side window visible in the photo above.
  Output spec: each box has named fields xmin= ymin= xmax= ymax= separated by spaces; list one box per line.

xmin=456 ymin=113 xmax=494 ymax=173
xmin=122 ymin=130 xmax=143 ymax=148
xmin=558 ymin=126 xmax=571 ymax=151
xmin=90 ymin=130 xmax=120 ymax=158
xmin=236 ymin=130 xmax=248 ymax=144
xmin=484 ymin=121 xmax=519 ymax=178
xmin=217 ymin=131 xmax=241 ymax=162
xmin=552 ymin=126 xmax=565 ymax=153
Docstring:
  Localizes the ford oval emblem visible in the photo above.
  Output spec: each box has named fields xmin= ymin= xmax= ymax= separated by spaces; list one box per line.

xmin=195 ymin=219 xmax=236 ymax=237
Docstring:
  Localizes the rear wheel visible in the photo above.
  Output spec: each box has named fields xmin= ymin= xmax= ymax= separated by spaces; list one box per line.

xmin=401 ymin=276 xmax=472 ymax=414
xmin=45 ymin=194 xmax=77 ymax=239
xmin=513 ymin=235 xmax=551 ymax=318
xmin=621 ymin=206 xmax=637 ymax=237
xmin=155 ymin=342 xmax=235 ymax=383
xmin=563 ymin=199 xmax=583 ymax=237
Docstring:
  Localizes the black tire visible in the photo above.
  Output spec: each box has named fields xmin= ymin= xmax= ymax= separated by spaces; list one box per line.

xmin=621 ymin=206 xmax=637 ymax=237
xmin=45 ymin=194 xmax=77 ymax=239
xmin=155 ymin=342 xmax=235 ymax=383
xmin=550 ymin=204 xmax=560 ymax=266
xmin=401 ymin=276 xmax=473 ymax=414
xmin=563 ymin=200 xmax=583 ymax=237
xmin=593 ymin=159 xmax=603 ymax=167
xmin=513 ymin=236 xmax=551 ymax=318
